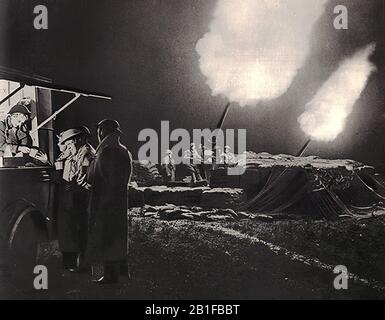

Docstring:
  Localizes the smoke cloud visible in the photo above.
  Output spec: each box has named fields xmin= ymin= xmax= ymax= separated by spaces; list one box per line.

xmin=196 ymin=0 xmax=327 ymax=106
xmin=298 ymin=44 xmax=376 ymax=142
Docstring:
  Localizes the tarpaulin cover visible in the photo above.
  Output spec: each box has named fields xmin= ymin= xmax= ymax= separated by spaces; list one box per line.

xmin=211 ymin=152 xmax=384 ymax=218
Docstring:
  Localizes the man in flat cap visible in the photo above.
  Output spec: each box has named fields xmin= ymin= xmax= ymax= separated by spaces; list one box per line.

xmin=86 ymin=119 xmax=132 ymax=283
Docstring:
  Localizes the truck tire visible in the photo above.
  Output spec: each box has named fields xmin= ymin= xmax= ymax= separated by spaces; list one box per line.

xmin=0 ymin=200 xmax=49 ymax=286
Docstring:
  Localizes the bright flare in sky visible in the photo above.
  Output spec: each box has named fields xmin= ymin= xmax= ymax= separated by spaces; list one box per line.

xmin=298 ymin=44 xmax=376 ymax=142
xmin=196 ymin=0 xmax=327 ymax=106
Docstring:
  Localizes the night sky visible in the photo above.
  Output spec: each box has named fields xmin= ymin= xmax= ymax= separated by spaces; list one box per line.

xmin=0 ymin=0 xmax=384 ymax=170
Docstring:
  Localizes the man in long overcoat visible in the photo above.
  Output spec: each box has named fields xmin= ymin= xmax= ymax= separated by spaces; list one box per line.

xmin=86 ymin=119 xmax=132 ymax=283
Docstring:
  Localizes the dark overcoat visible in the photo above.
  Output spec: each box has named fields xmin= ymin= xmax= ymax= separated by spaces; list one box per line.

xmin=86 ymin=132 xmax=132 ymax=263
xmin=57 ymin=181 xmax=89 ymax=253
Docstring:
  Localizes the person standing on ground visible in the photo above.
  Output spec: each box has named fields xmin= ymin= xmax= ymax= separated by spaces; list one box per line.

xmin=56 ymin=127 xmax=95 ymax=271
xmin=162 ymin=149 xmax=176 ymax=183
xmin=86 ymin=119 xmax=132 ymax=284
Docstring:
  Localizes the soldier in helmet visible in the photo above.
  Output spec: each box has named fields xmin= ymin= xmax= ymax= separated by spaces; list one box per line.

xmin=86 ymin=119 xmax=132 ymax=284
xmin=0 ymin=102 xmax=33 ymax=157
xmin=0 ymin=101 xmax=49 ymax=165
xmin=162 ymin=149 xmax=176 ymax=183
xmin=221 ymin=145 xmax=236 ymax=166
xmin=183 ymin=143 xmax=203 ymax=182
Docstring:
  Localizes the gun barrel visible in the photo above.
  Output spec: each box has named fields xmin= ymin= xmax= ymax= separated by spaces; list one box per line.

xmin=296 ymin=138 xmax=312 ymax=157
xmin=216 ymin=102 xmax=231 ymax=129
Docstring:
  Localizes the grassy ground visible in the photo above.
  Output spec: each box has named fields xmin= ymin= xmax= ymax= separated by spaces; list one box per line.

xmin=226 ymin=215 xmax=385 ymax=283
xmin=128 ymin=214 xmax=385 ymax=299
xmin=1 ymin=214 xmax=385 ymax=299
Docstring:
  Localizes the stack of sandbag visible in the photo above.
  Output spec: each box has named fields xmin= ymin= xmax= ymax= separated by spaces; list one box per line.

xmin=131 ymin=160 xmax=163 ymax=186
xmin=138 ymin=204 xmax=251 ymax=222
xmin=143 ymin=186 xmax=209 ymax=207
xmin=130 ymin=204 xmax=303 ymax=223
xmin=200 ymin=188 xmax=247 ymax=209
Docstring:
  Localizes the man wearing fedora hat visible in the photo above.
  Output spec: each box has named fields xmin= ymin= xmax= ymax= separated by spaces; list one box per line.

xmin=56 ymin=126 xmax=95 ymax=271
xmin=86 ymin=119 xmax=132 ymax=284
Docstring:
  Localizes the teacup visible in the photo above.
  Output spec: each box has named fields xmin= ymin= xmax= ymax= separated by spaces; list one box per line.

xmin=55 ymin=161 xmax=64 ymax=170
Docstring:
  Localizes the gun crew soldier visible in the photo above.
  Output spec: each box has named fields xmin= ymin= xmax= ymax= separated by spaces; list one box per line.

xmin=221 ymin=145 xmax=236 ymax=166
xmin=162 ymin=149 xmax=176 ymax=183
xmin=183 ymin=142 xmax=203 ymax=183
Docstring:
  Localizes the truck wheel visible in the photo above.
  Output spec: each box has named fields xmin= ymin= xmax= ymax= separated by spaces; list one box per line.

xmin=3 ymin=205 xmax=49 ymax=287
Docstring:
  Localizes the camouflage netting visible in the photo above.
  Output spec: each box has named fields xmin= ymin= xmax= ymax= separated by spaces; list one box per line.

xmin=211 ymin=152 xmax=384 ymax=219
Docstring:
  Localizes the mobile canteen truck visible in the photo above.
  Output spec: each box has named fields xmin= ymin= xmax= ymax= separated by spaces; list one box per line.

xmin=0 ymin=66 xmax=111 ymax=279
